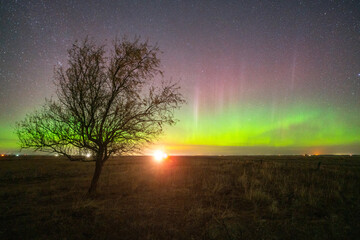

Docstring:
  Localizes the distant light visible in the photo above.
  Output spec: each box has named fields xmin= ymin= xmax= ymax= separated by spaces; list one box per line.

xmin=1 ymin=154 xmax=4 ymax=157
xmin=16 ymin=154 xmax=19 ymax=157
xmin=153 ymin=150 xmax=168 ymax=163
xmin=55 ymin=154 xmax=59 ymax=157
xmin=86 ymin=153 xmax=91 ymax=158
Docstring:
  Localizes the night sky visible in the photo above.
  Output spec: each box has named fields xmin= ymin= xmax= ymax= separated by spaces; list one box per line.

xmin=1 ymin=0 xmax=360 ymax=155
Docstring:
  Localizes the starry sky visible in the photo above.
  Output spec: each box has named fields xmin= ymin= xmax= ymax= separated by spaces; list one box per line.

xmin=1 ymin=0 xmax=360 ymax=155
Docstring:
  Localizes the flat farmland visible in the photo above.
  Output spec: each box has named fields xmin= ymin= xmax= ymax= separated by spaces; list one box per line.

xmin=1 ymin=155 xmax=359 ymax=239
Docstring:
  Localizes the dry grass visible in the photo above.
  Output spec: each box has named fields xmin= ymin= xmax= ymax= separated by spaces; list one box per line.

xmin=0 ymin=155 xmax=360 ymax=239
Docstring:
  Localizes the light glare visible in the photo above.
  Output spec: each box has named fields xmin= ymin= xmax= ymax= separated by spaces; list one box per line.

xmin=153 ymin=150 xmax=168 ymax=162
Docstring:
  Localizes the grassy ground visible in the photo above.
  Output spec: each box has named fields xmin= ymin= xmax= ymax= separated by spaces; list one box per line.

xmin=0 ymin=155 xmax=360 ymax=239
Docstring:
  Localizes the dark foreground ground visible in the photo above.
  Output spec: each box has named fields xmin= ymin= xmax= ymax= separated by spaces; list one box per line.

xmin=0 ymin=155 xmax=360 ymax=240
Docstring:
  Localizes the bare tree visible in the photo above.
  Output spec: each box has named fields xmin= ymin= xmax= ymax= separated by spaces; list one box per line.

xmin=16 ymin=37 xmax=185 ymax=194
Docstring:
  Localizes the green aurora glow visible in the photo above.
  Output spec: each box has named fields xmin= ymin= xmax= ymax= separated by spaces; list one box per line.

xmin=157 ymin=100 xmax=360 ymax=154
xmin=1 ymin=97 xmax=359 ymax=155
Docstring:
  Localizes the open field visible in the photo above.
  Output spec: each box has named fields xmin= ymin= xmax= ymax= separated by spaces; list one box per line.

xmin=1 ymin=155 xmax=360 ymax=239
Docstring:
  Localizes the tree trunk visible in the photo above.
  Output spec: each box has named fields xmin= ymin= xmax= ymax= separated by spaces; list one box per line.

xmin=88 ymin=158 xmax=103 ymax=195
xmin=63 ymin=153 xmax=74 ymax=161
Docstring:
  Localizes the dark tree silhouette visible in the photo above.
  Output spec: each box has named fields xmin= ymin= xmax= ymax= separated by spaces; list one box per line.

xmin=16 ymin=37 xmax=185 ymax=194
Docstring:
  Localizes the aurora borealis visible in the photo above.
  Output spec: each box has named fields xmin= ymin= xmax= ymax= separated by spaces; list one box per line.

xmin=1 ymin=0 xmax=360 ymax=155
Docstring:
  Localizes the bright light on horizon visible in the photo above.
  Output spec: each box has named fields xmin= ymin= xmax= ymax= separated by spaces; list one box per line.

xmin=153 ymin=150 xmax=168 ymax=163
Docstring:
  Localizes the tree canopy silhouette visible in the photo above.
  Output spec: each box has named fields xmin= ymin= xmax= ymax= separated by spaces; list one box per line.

xmin=16 ymin=37 xmax=185 ymax=194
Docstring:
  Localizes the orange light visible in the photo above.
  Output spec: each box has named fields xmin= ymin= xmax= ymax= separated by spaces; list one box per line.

xmin=153 ymin=150 xmax=168 ymax=163
xmin=1 ymin=154 xmax=4 ymax=157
